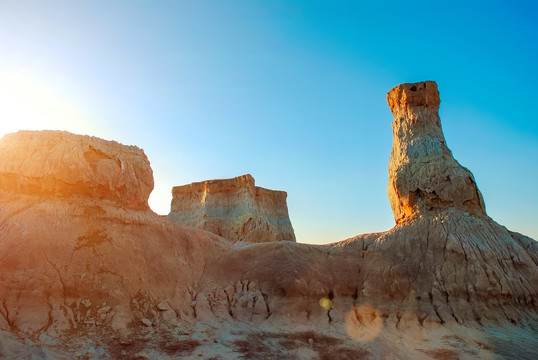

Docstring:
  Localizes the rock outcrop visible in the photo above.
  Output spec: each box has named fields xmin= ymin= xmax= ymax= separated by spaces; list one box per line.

xmin=0 ymin=130 xmax=154 ymax=210
xmin=387 ymin=81 xmax=486 ymax=223
xmin=167 ymin=174 xmax=296 ymax=243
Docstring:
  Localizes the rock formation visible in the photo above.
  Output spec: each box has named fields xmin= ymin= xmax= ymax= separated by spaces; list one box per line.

xmin=167 ymin=174 xmax=296 ymax=243
xmin=0 ymin=130 xmax=153 ymax=210
xmin=0 ymin=130 xmax=225 ymax=335
xmin=0 ymin=82 xmax=536 ymax=359
xmin=387 ymin=81 xmax=486 ymax=223
xmin=188 ymin=81 xmax=538 ymax=358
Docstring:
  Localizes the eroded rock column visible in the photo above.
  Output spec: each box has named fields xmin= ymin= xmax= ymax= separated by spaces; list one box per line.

xmin=387 ymin=81 xmax=486 ymax=223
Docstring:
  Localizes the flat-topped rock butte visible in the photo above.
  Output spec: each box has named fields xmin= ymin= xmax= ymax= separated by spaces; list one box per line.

xmin=167 ymin=174 xmax=296 ymax=243
xmin=0 ymin=81 xmax=536 ymax=359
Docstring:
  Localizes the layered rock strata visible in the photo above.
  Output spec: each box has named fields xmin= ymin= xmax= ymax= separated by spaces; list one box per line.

xmin=167 ymin=174 xmax=296 ymax=243
xmin=387 ymin=81 xmax=486 ymax=223
xmin=187 ymin=81 xmax=537 ymax=357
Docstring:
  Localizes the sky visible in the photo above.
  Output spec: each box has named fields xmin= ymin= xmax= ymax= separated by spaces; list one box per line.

xmin=0 ymin=0 xmax=537 ymax=244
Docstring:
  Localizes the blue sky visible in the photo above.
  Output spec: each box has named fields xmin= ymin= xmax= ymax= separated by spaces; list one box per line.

xmin=0 ymin=0 xmax=537 ymax=243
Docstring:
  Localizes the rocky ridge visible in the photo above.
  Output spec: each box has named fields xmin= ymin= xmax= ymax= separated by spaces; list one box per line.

xmin=167 ymin=174 xmax=296 ymax=243
xmin=0 ymin=82 xmax=536 ymax=359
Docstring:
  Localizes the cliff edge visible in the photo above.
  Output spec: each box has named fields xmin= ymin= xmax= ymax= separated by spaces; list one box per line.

xmin=0 ymin=130 xmax=224 ymax=335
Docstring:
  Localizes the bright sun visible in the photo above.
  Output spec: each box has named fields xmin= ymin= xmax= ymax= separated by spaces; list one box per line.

xmin=0 ymin=70 xmax=91 ymax=139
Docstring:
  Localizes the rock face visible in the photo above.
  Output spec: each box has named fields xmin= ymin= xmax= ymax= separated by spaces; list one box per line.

xmin=0 ymin=130 xmax=153 ymax=210
xmin=167 ymin=174 xmax=296 ymax=243
xmin=387 ymin=81 xmax=486 ymax=223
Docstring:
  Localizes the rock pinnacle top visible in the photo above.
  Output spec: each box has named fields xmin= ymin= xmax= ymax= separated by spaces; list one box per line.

xmin=387 ymin=80 xmax=440 ymax=119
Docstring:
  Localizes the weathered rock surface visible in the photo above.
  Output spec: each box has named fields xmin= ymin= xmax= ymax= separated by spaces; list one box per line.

xmin=197 ymin=209 xmax=538 ymax=327
xmin=167 ymin=174 xmax=296 ymax=243
xmin=387 ymin=81 xmax=486 ymax=223
xmin=0 ymin=81 xmax=537 ymax=359
xmin=0 ymin=130 xmax=154 ymax=210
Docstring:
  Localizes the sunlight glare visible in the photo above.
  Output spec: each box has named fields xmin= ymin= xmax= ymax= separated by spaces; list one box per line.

xmin=0 ymin=70 xmax=92 ymax=139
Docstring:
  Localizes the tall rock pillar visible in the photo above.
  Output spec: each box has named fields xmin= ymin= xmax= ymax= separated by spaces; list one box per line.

xmin=386 ymin=81 xmax=486 ymax=223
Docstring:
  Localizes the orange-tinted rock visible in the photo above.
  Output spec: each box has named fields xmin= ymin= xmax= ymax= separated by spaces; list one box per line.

xmin=387 ymin=80 xmax=440 ymax=119
xmin=0 ymin=130 xmax=226 ymax=334
xmin=0 ymin=130 xmax=153 ymax=210
xmin=167 ymin=174 xmax=296 ymax=243
xmin=386 ymin=81 xmax=486 ymax=223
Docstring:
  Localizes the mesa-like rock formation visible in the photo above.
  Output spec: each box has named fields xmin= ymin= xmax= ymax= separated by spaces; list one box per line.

xmin=0 ymin=82 xmax=536 ymax=359
xmin=387 ymin=81 xmax=486 ymax=223
xmin=0 ymin=130 xmax=153 ymax=210
xmin=167 ymin=174 xmax=296 ymax=243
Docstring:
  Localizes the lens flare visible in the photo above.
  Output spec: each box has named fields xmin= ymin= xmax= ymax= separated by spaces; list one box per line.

xmin=319 ymin=297 xmax=332 ymax=310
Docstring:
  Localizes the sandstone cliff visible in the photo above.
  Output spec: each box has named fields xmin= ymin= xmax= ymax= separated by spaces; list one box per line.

xmin=186 ymin=81 xmax=537 ymax=358
xmin=167 ymin=174 xmax=296 ymax=243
